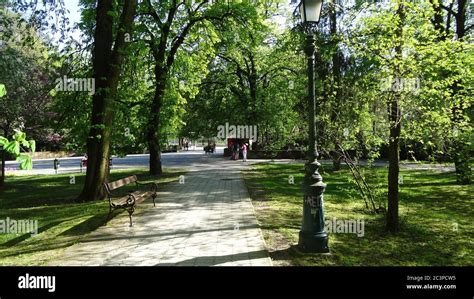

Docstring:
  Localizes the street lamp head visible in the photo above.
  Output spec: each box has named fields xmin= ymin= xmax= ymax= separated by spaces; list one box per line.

xmin=299 ymin=0 xmax=324 ymax=24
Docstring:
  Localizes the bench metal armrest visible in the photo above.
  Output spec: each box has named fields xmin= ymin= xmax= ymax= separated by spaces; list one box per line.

xmin=103 ymin=184 xmax=114 ymax=207
xmin=136 ymin=181 xmax=158 ymax=192
xmin=126 ymin=193 xmax=136 ymax=206
xmin=135 ymin=181 xmax=158 ymax=207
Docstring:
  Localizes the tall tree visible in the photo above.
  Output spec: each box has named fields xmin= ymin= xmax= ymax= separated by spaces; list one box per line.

xmin=385 ymin=2 xmax=405 ymax=232
xmin=139 ymin=0 xmax=250 ymax=174
xmin=350 ymin=0 xmax=449 ymax=231
xmin=181 ymin=3 xmax=305 ymax=151
xmin=77 ymin=0 xmax=137 ymax=201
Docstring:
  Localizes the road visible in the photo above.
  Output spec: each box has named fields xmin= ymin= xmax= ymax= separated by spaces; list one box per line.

xmin=5 ymin=147 xmax=225 ymax=175
xmin=5 ymin=146 xmax=459 ymax=175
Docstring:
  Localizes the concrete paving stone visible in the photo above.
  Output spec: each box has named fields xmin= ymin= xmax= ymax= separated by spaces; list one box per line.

xmin=49 ymin=156 xmax=272 ymax=266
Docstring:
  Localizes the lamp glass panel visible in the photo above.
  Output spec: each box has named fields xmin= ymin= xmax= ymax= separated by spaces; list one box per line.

xmin=304 ymin=0 xmax=323 ymax=23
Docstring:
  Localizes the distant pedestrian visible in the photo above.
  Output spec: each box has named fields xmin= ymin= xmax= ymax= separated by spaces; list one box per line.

xmin=242 ymin=142 xmax=248 ymax=162
xmin=229 ymin=143 xmax=233 ymax=160
xmin=232 ymin=142 xmax=239 ymax=160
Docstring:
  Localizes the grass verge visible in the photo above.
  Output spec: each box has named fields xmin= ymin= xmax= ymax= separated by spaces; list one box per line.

xmin=0 ymin=168 xmax=185 ymax=266
xmin=243 ymin=163 xmax=473 ymax=266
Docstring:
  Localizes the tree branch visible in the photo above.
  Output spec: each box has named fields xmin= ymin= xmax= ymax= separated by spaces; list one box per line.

xmin=144 ymin=0 xmax=162 ymax=28
xmin=440 ymin=3 xmax=456 ymax=17
xmin=167 ymin=10 xmax=233 ymax=68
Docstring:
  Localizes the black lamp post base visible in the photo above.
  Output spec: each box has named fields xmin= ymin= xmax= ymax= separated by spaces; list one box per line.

xmin=298 ymin=230 xmax=329 ymax=253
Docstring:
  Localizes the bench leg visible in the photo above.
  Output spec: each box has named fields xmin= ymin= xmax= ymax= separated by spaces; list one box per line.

xmin=127 ymin=206 xmax=135 ymax=227
xmin=105 ymin=206 xmax=113 ymax=225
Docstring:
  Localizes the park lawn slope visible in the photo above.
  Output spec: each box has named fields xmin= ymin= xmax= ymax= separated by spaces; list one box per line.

xmin=243 ymin=163 xmax=473 ymax=266
xmin=0 ymin=168 xmax=185 ymax=266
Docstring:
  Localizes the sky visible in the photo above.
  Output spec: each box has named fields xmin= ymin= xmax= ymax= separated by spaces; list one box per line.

xmin=58 ymin=0 xmax=295 ymax=43
xmin=64 ymin=0 xmax=81 ymax=24
xmin=63 ymin=0 xmax=82 ymax=42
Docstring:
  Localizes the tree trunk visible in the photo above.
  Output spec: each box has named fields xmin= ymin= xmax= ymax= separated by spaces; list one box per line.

xmin=144 ymin=4 xmax=176 ymax=177
xmin=332 ymin=149 xmax=342 ymax=171
xmin=77 ymin=0 xmax=137 ymax=202
xmin=387 ymin=93 xmax=401 ymax=232
xmin=386 ymin=3 xmax=404 ymax=232
xmin=147 ymin=65 xmax=166 ymax=176
xmin=455 ymin=0 xmax=467 ymax=39
xmin=143 ymin=2 xmax=231 ymax=175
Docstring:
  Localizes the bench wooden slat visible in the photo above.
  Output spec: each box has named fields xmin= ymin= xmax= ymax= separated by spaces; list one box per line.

xmin=106 ymin=175 xmax=137 ymax=191
xmin=127 ymin=191 xmax=149 ymax=204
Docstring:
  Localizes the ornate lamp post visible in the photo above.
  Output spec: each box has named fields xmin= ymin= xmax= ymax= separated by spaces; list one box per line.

xmin=297 ymin=0 xmax=329 ymax=253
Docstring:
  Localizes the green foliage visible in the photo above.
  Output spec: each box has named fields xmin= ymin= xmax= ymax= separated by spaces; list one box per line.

xmin=181 ymin=3 xmax=306 ymax=150
xmin=0 ymin=136 xmax=8 ymax=146
xmin=0 ymin=84 xmax=6 ymax=97
xmin=343 ymin=0 xmax=473 ymax=170
xmin=0 ymin=10 xmax=58 ymax=152
xmin=3 ymin=140 xmax=19 ymax=156
xmin=0 ymin=131 xmax=35 ymax=170
xmin=2 ymin=0 xmax=471 ymax=170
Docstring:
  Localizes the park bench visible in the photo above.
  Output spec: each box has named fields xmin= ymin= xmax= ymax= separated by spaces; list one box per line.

xmin=103 ymin=175 xmax=158 ymax=227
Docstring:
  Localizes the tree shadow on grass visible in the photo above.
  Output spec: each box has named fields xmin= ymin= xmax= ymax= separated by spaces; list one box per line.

xmin=1 ymin=220 xmax=64 ymax=247
xmin=0 ymin=240 xmax=79 ymax=260
xmin=0 ymin=169 xmax=177 ymax=209
xmin=59 ymin=213 xmax=109 ymax=237
xmin=268 ymin=245 xmax=298 ymax=261
xmin=403 ymin=181 xmax=460 ymax=188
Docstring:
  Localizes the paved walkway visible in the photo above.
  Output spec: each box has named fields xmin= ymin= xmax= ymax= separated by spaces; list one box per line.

xmin=50 ymin=157 xmax=272 ymax=266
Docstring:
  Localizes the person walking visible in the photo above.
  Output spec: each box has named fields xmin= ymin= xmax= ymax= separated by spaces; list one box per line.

xmin=232 ymin=142 xmax=239 ymax=160
xmin=242 ymin=142 xmax=248 ymax=162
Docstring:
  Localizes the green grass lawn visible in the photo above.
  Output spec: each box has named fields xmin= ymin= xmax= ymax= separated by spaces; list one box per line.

xmin=0 ymin=168 xmax=185 ymax=266
xmin=243 ymin=163 xmax=473 ymax=266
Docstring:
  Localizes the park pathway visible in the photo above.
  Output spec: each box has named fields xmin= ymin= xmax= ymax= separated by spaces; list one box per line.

xmin=50 ymin=155 xmax=272 ymax=266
